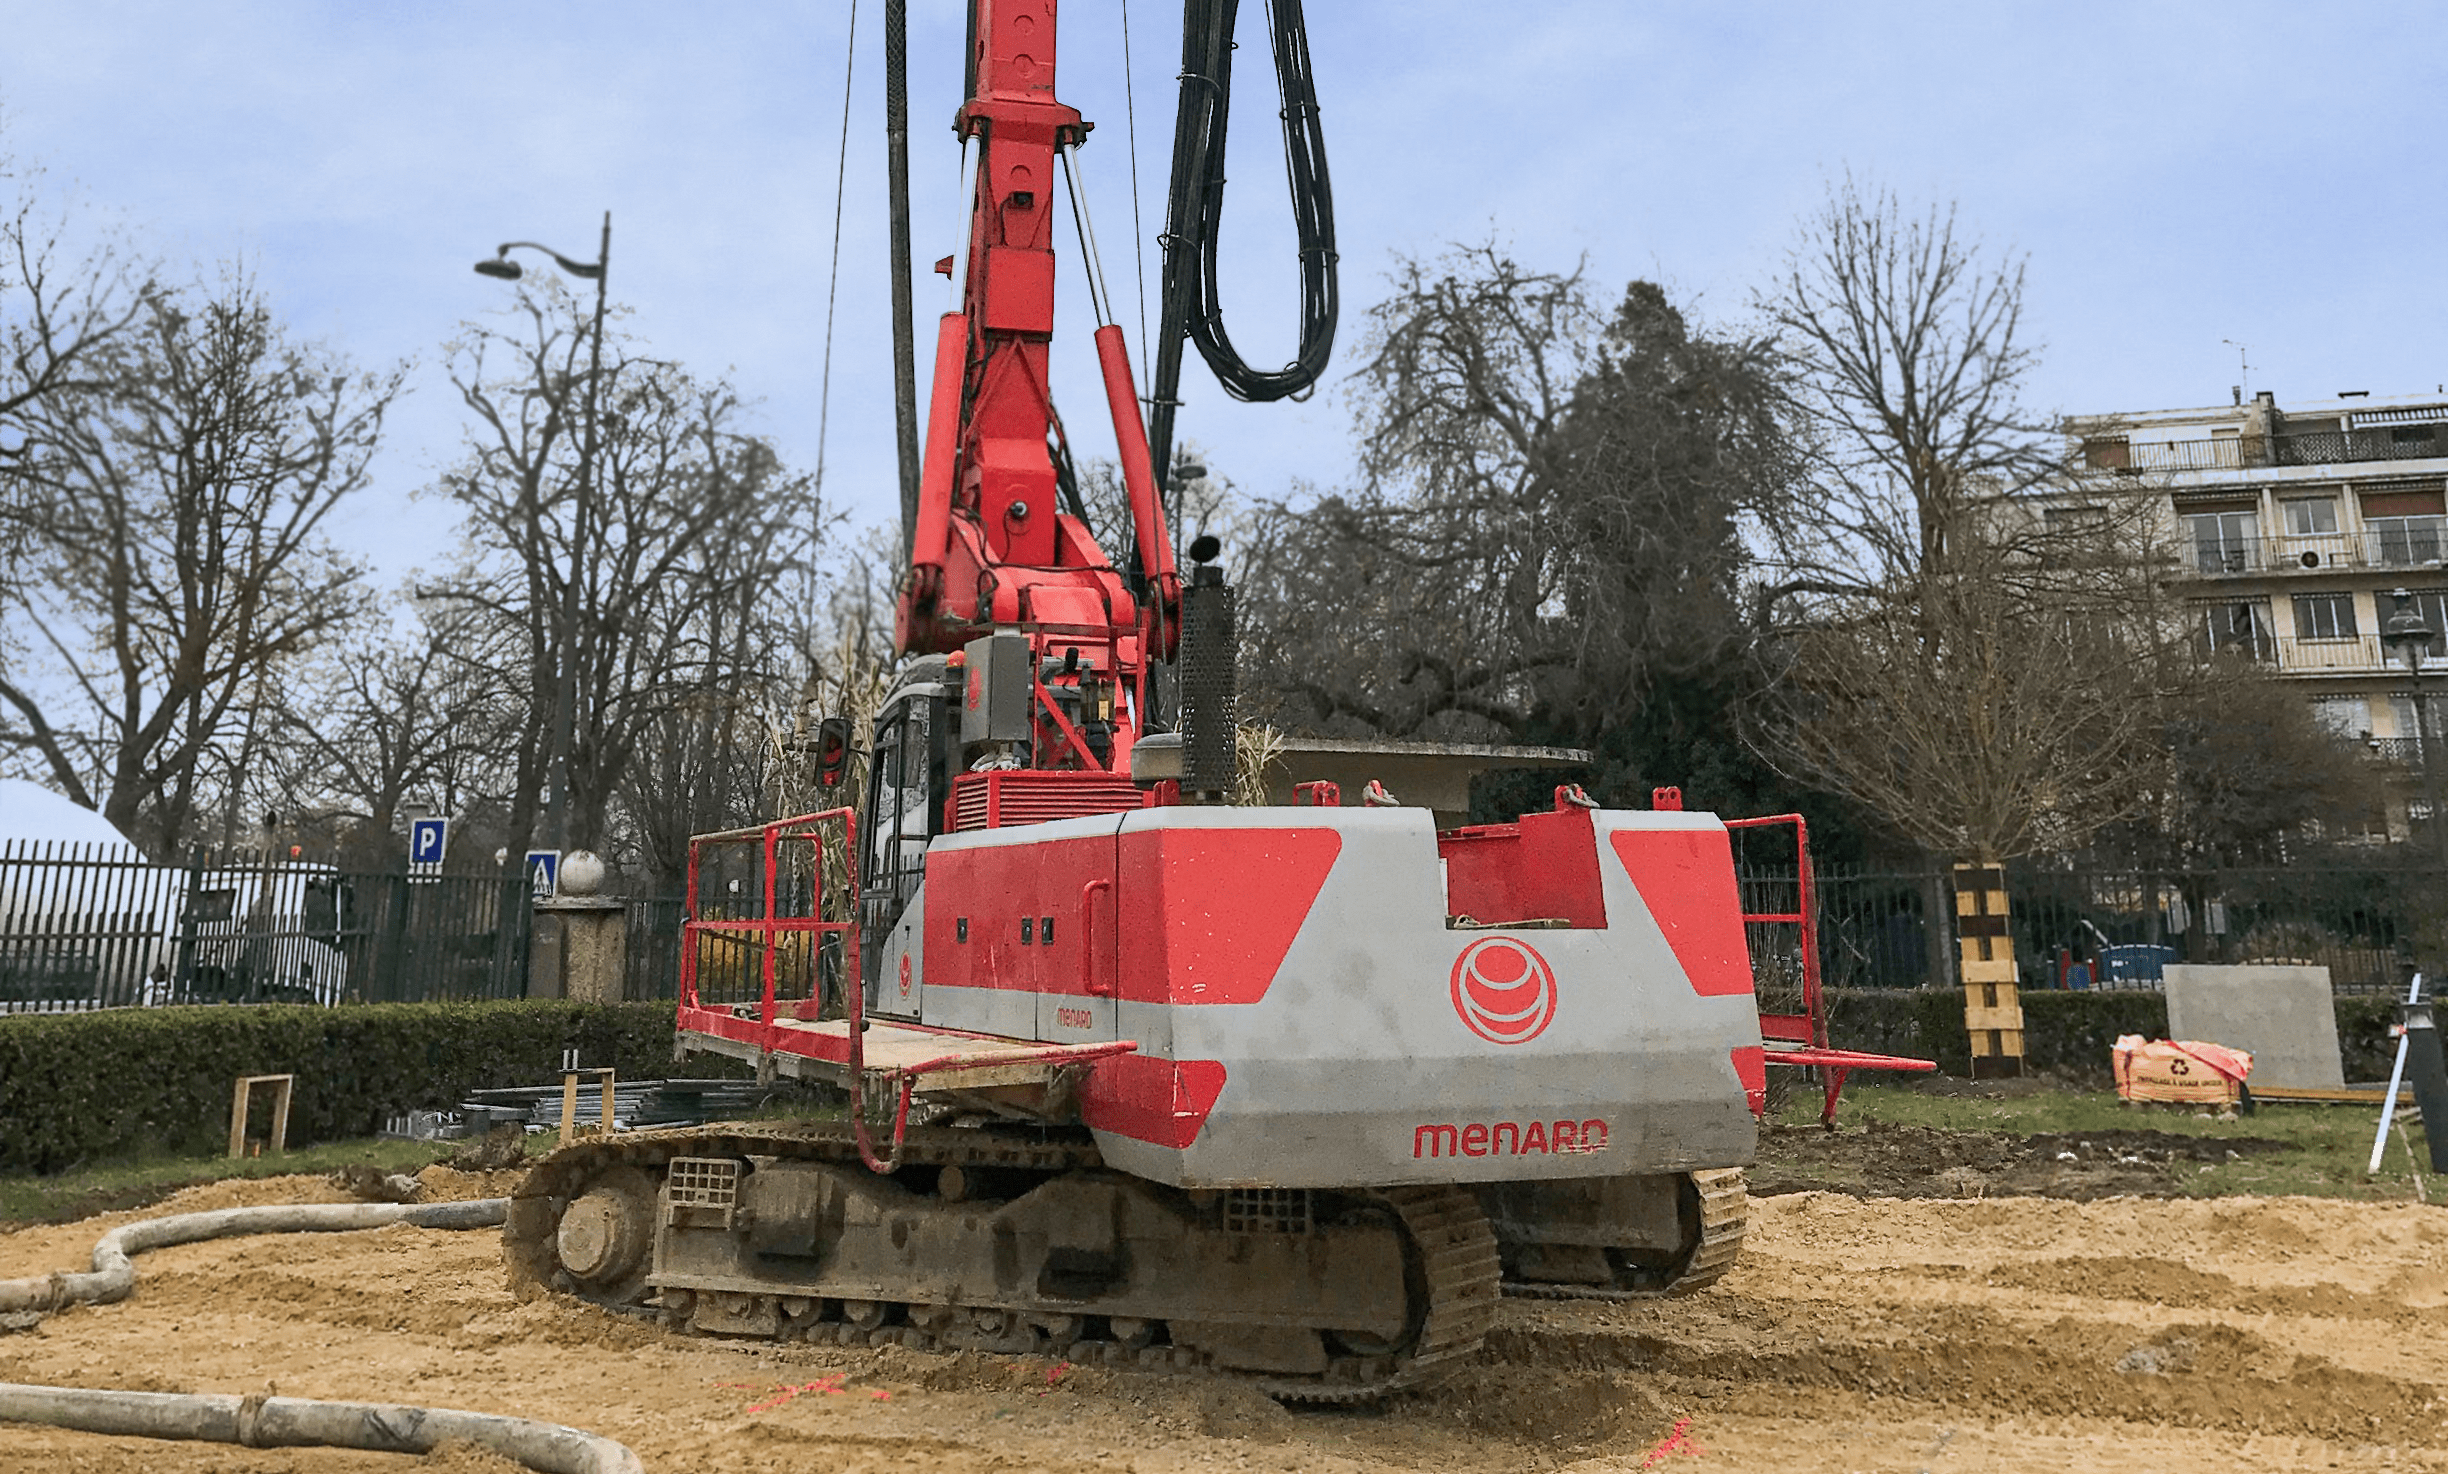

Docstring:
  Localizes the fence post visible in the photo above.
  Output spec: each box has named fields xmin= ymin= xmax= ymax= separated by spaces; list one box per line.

xmin=171 ymin=846 xmax=205 ymax=999
xmin=1920 ymin=863 xmax=1955 ymax=991
xmin=374 ymin=849 xmax=410 ymax=1003
xmin=493 ymin=863 xmax=533 ymax=999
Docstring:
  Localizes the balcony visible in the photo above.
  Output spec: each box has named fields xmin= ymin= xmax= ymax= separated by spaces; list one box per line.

xmin=2131 ymin=437 xmax=2248 ymax=472
xmin=2181 ymin=532 xmax=2444 ymax=576
xmin=2206 ymin=632 xmax=2448 ymax=673
xmin=2083 ymin=426 xmax=2448 ymax=475
xmin=2273 ymin=635 xmax=2382 ymax=673
xmin=2275 ymin=428 xmax=2448 ymax=467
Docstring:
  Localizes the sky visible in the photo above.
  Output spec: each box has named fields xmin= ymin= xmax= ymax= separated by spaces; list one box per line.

xmin=5 ymin=1 xmax=2445 ymax=586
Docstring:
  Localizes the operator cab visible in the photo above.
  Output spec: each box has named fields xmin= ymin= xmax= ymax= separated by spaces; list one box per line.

xmin=859 ymin=655 xmax=953 ymax=999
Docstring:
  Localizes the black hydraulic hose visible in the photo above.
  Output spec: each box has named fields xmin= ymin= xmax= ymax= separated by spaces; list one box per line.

xmin=887 ymin=0 xmax=923 ymax=563
xmin=1147 ymin=0 xmax=1337 ymax=490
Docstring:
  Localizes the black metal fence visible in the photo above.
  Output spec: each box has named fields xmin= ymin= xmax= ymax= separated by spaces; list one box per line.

xmin=0 ymin=842 xmax=531 ymax=1011
xmin=6 ymin=839 xmax=2431 ymax=1010
xmin=1798 ymin=860 xmax=2435 ymax=995
xmin=626 ymin=896 xmax=686 ymax=1000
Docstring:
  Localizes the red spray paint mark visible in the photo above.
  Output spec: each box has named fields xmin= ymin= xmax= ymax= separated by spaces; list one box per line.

xmin=1638 ymin=1417 xmax=1705 ymax=1467
xmin=724 ymin=1375 xmax=892 ymax=1413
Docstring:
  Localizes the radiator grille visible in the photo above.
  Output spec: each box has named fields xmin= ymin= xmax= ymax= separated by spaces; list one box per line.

xmin=949 ymin=771 xmax=1146 ymax=831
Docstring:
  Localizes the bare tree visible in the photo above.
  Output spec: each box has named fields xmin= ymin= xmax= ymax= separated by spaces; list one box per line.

xmin=434 ymin=282 xmax=819 ymax=869
xmin=0 ymin=154 xmax=151 ymax=469
xmin=0 ymin=272 xmax=396 ymax=853
xmin=1757 ymin=174 xmax=2048 ymax=603
xmin=257 ymin=604 xmax=525 ymax=866
xmin=1748 ymin=180 xmax=2176 ymax=873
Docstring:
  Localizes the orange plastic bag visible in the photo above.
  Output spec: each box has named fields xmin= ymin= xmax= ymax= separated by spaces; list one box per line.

xmin=2112 ymin=1035 xmax=2253 ymax=1105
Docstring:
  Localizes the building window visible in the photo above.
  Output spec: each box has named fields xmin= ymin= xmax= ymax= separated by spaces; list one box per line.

xmin=2197 ymin=600 xmax=2272 ymax=659
xmin=2379 ymin=589 xmax=2448 ymax=660
xmin=2392 ymin=425 xmax=2439 ymax=447
xmin=2281 ymin=497 xmax=2339 ymax=536
xmin=2310 ymin=697 xmax=2370 ymax=737
xmin=2368 ymin=514 xmax=2446 ymax=567
xmin=2082 ymin=437 xmax=2130 ymax=470
xmin=2292 ymin=591 xmax=2359 ymax=641
xmin=2044 ymin=505 xmax=2106 ymax=536
xmin=2184 ymin=510 xmax=2258 ymax=573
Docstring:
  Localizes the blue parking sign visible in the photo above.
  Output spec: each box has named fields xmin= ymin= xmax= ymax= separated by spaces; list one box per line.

xmin=409 ymin=817 xmax=449 ymax=866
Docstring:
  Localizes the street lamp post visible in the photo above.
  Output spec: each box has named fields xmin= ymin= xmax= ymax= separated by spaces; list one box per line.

xmin=2380 ymin=588 xmax=2448 ymax=875
xmin=475 ymin=213 xmax=610 ymax=860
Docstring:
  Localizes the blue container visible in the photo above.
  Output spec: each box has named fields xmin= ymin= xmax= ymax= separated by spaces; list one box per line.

xmin=2096 ymin=943 xmax=2178 ymax=985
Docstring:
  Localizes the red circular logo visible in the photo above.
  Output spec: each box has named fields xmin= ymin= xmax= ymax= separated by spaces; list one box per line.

xmin=1450 ymin=937 xmax=1557 ymax=1044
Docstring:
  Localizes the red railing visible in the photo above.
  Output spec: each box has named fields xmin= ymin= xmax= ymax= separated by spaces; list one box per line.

xmin=678 ymin=809 xmax=909 ymax=1167
xmin=1724 ymin=813 xmax=1824 ymax=1049
xmin=1725 ymin=812 xmax=1935 ymax=1123
xmin=674 ymin=806 xmax=1136 ymax=1173
xmin=678 ymin=808 xmax=861 ymax=1029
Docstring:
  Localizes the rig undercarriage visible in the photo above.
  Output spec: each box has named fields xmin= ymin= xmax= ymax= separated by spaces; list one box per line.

xmin=505 ymin=1123 xmax=1745 ymax=1400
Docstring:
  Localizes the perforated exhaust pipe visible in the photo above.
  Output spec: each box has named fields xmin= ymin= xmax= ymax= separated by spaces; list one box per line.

xmin=1178 ymin=562 xmax=1238 ymax=797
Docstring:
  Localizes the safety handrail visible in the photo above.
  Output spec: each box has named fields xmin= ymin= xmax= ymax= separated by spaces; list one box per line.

xmin=1723 ymin=813 xmax=1825 ymax=1049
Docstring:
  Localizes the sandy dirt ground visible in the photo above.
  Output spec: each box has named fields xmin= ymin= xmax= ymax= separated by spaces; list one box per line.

xmin=2 ymin=1166 xmax=2445 ymax=1473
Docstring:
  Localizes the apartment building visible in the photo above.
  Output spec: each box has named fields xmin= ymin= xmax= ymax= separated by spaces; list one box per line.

xmin=2060 ymin=388 xmax=2448 ymax=832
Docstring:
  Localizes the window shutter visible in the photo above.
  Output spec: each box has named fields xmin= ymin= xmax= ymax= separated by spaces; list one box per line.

xmin=2361 ymin=486 xmax=2445 ymax=517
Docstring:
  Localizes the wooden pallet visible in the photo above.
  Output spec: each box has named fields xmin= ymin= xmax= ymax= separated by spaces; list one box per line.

xmin=2247 ymin=1084 xmax=2413 ymax=1106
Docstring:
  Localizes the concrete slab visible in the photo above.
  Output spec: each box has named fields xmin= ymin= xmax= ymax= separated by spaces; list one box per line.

xmin=2162 ymin=964 xmax=2344 ymax=1091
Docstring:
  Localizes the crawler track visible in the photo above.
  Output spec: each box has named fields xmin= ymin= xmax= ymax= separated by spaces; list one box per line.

xmin=504 ymin=1122 xmax=1501 ymax=1403
xmin=1498 ymin=1168 xmax=1748 ymax=1302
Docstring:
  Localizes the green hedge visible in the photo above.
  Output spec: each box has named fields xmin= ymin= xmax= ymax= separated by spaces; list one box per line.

xmin=1821 ymin=988 xmax=2404 ymax=1083
xmin=1 ymin=991 xmax=2412 ymax=1176
xmin=0 ymin=1001 xmax=739 ymax=1175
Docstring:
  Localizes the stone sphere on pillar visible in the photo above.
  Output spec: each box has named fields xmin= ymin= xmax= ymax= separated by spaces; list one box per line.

xmin=560 ymin=849 xmax=608 ymax=898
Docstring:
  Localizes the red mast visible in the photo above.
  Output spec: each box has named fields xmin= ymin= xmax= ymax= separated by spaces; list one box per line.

xmin=897 ymin=0 xmax=1180 ymax=696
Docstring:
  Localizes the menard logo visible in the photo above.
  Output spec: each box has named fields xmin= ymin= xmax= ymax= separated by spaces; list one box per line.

xmin=1413 ymin=1118 xmax=1610 ymax=1159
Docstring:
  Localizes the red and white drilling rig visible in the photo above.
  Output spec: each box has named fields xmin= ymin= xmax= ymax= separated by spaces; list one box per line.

xmin=505 ymin=0 xmax=1765 ymax=1399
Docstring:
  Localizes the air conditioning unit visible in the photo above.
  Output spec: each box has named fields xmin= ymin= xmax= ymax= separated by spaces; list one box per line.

xmin=2300 ymin=550 xmax=2322 ymax=568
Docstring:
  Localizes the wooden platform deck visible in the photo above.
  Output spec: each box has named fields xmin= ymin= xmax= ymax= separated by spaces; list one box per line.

xmin=676 ymin=1004 xmax=1134 ymax=1090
